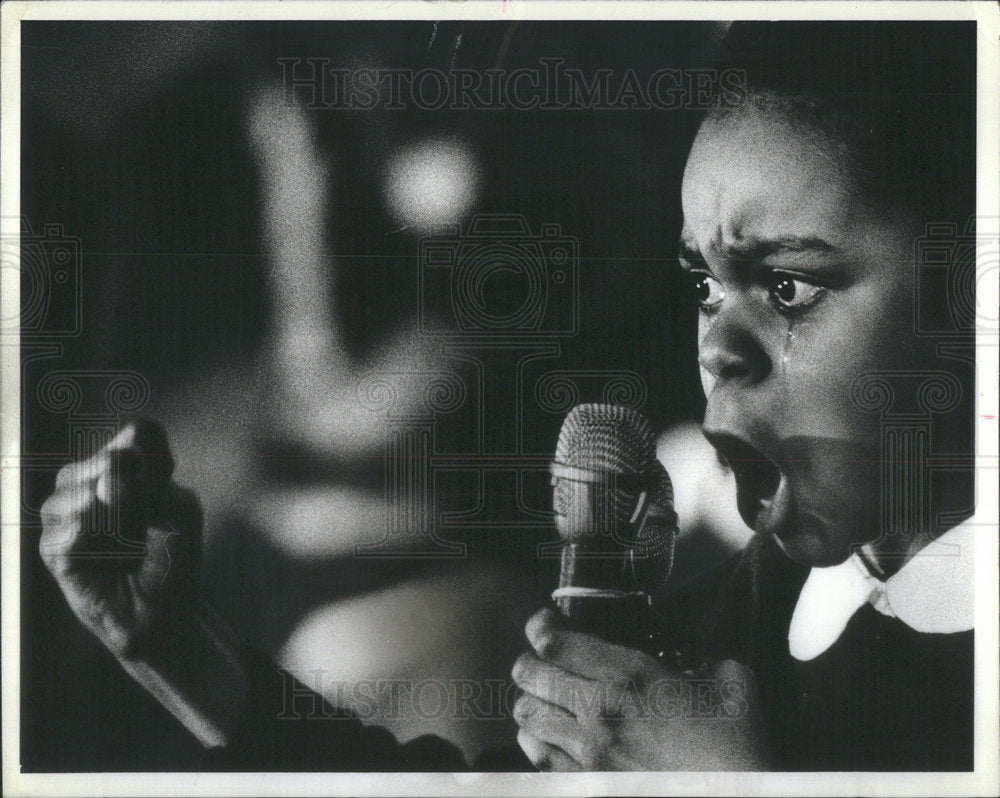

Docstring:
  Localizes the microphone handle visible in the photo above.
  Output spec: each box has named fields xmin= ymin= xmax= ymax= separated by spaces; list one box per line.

xmin=555 ymin=592 xmax=654 ymax=650
xmin=555 ymin=544 xmax=705 ymax=672
xmin=555 ymin=541 xmax=653 ymax=650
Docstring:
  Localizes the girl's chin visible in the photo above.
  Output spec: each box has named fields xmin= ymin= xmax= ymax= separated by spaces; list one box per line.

xmin=769 ymin=530 xmax=853 ymax=569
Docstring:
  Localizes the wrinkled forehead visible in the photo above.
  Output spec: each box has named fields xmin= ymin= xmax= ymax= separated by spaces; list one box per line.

xmin=679 ymin=104 xmax=859 ymax=255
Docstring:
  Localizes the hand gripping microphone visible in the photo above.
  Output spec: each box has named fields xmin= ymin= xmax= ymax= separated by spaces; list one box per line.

xmin=550 ymin=403 xmax=678 ymax=651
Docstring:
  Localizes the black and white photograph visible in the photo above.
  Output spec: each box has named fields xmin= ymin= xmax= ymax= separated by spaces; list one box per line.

xmin=2 ymin=2 xmax=998 ymax=796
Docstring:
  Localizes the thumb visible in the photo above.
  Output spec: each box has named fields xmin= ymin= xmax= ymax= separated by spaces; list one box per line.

xmin=134 ymin=486 xmax=203 ymax=602
xmin=133 ymin=524 xmax=180 ymax=599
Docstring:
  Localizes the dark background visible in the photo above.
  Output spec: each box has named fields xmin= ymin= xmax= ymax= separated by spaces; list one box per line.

xmin=20 ymin=21 xmax=727 ymax=769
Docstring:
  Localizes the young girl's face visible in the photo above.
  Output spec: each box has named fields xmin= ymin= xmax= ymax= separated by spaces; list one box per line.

xmin=679 ymin=104 xmax=928 ymax=568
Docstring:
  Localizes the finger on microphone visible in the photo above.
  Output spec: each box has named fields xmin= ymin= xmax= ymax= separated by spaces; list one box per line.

xmin=526 ymin=608 xmax=656 ymax=683
xmin=513 ymin=698 xmax=582 ymax=763
xmin=526 ymin=608 xmax=561 ymax=642
xmin=516 ymin=729 xmax=581 ymax=772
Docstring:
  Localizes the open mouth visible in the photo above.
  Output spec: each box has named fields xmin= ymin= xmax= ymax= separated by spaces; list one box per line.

xmin=704 ymin=431 xmax=787 ymax=535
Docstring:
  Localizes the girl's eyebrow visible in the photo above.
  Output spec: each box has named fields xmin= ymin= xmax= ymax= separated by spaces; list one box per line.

xmin=678 ymin=235 xmax=842 ymax=269
xmin=677 ymin=240 xmax=706 ymax=267
xmin=720 ymin=236 xmax=840 ymax=262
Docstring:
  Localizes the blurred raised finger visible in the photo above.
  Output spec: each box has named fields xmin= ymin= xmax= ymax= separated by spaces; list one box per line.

xmin=109 ymin=418 xmax=175 ymax=479
xmin=39 ymin=490 xmax=102 ymax=572
xmin=54 ymin=450 xmax=112 ymax=490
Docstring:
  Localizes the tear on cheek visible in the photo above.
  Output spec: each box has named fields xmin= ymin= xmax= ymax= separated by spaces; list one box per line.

xmin=775 ymin=315 xmax=804 ymax=370
xmin=699 ymin=367 xmax=716 ymax=399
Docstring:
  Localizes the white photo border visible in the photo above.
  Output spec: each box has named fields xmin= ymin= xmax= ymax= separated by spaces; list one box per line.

xmin=2 ymin=2 xmax=997 ymax=796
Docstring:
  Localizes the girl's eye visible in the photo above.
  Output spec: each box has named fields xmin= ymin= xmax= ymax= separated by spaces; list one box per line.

xmin=688 ymin=272 xmax=725 ymax=310
xmin=769 ymin=273 xmax=824 ymax=310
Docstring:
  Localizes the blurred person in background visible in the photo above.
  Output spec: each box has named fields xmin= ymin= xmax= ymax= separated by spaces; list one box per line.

xmin=25 ymin=20 xmax=714 ymax=770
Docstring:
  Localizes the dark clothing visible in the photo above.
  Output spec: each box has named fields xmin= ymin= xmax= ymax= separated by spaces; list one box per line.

xmin=203 ymin=534 xmax=972 ymax=771
xmin=660 ymin=535 xmax=974 ymax=771
xmin=200 ymin=646 xmax=530 ymax=771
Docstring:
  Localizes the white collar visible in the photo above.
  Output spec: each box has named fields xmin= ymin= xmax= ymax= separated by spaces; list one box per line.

xmin=788 ymin=518 xmax=976 ymax=661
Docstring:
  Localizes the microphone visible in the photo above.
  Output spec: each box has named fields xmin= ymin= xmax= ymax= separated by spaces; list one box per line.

xmin=550 ymin=403 xmax=678 ymax=650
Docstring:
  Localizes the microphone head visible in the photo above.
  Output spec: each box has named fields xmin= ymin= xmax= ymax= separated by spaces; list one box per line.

xmin=552 ymin=403 xmax=677 ymax=596
xmin=555 ymin=403 xmax=657 ymax=477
